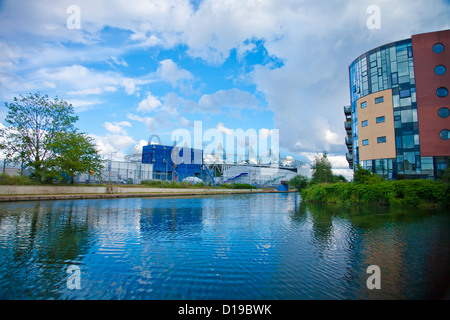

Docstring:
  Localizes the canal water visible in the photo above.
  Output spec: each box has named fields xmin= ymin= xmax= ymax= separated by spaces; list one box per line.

xmin=0 ymin=193 xmax=448 ymax=300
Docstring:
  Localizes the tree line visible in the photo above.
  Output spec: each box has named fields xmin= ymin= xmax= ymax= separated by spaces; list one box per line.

xmin=0 ymin=92 xmax=103 ymax=184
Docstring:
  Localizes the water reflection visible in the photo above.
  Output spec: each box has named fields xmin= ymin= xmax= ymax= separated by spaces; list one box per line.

xmin=0 ymin=194 xmax=448 ymax=300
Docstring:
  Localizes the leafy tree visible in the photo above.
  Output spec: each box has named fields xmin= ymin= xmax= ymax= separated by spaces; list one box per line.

xmin=310 ymin=152 xmax=334 ymax=184
xmin=46 ymin=131 xmax=104 ymax=184
xmin=289 ymin=174 xmax=310 ymax=192
xmin=0 ymin=92 xmax=78 ymax=181
xmin=333 ymin=174 xmax=348 ymax=183
xmin=353 ymin=164 xmax=384 ymax=184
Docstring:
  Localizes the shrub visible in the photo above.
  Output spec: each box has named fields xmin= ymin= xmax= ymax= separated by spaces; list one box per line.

xmin=300 ymin=179 xmax=449 ymax=208
xmin=0 ymin=173 xmax=38 ymax=185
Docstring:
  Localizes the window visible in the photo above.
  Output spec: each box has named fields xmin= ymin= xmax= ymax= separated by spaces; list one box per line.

xmin=362 ymin=139 xmax=369 ymax=146
xmin=399 ymin=89 xmax=411 ymax=98
xmin=375 ymin=96 xmax=384 ymax=104
xmin=392 ymin=72 xmax=398 ymax=85
xmin=438 ymin=107 xmax=450 ymax=118
xmin=440 ymin=130 xmax=450 ymax=140
xmin=376 ymin=116 xmax=385 ymax=123
xmin=362 ymin=120 xmax=368 ymax=127
xmin=361 ymin=101 xmax=367 ymax=108
xmin=435 ymin=65 xmax=447 ymax=75
xmin=377 ymin=136 xmax=387 ymax=143
xmin=402 ymin=135 xmax=415 ymax=148
xmin=433 ymin=43 xmax=445 ymax=54
xmin=436 ymin=87 xmax=448 ymax=98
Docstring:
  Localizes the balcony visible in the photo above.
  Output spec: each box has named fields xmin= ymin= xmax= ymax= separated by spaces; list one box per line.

xmin=344 ymin=121 xmax=352 ymax=131
xmin=344 ymin=105 xmax=351 ymax=115
xmin=345 ymin=137 xmax=352 ymax=145
xmin=346 ymin=153 xmax=353 ymax=161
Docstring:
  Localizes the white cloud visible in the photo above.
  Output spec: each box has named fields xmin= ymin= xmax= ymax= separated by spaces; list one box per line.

xmin=104 ymin=121 xmax=132 ymax=134
xmin=110 ymin=56 xmax=128 ymax=67
xmin=197 ymin=88 xmax=260 ymax=113
xmin=216 ymin=122 xmax=234 ymax=135
xmin=137 ymin=92 xmax=162 ymax=113
xmin=127 ymin=113 xmax=156 ymax=132
xmin=157 ymin=59 xmax=193 ymax=87
xmin=89 ymin=133 xmax=136 ymax=160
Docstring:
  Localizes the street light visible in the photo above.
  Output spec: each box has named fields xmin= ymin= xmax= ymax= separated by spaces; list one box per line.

xmin=108 ymin=151 xmax=117 ymax=193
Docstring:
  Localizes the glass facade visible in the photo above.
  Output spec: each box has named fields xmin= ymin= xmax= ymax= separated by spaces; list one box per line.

xmin=348 ymin=39 xmax=428 ymax=179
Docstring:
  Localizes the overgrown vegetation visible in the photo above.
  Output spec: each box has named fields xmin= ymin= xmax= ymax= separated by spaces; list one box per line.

xmin=289 ymin=155 xmax=450 ymax=208
xmin=0 ymin=173 xmax=38 ymax=185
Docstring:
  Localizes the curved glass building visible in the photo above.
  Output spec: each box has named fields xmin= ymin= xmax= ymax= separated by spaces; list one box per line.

xmin=345 ymin=29 xmax=450 ymax=179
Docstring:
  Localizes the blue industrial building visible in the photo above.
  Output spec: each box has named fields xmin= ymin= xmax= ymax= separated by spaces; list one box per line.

xmin=142 ymin=144 xmax=214 ymax=182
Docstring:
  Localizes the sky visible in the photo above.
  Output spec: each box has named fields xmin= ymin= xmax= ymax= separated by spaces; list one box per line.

xmin=0 ymin=0 xmax=449 ymax=179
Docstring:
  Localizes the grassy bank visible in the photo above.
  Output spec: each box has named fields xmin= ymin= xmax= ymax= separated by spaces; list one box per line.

xmin=300 ymin=179 xmax=449 ymax=208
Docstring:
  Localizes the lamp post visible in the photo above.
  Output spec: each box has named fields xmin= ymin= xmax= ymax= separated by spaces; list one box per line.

xmin=108 ymin=151 xmax=116 ymax=193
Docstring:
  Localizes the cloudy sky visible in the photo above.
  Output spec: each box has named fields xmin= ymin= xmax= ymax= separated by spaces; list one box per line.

xmin=1 ymin=0 xmax=449 ymax=178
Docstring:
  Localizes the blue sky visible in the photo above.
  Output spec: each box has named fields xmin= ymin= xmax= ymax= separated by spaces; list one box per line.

xmin=1 ymin=0 xmax=449 ymax=179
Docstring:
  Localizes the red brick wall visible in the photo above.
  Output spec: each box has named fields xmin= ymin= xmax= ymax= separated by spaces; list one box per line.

xmin=412 ymin=29 xmax=450 ymax=157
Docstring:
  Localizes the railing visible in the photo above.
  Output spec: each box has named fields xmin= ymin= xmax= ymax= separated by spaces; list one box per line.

xmin=344 ymin=122 xmax=352 ymax=130
xmin=345 ymin=137 xmax=352 ymax=145
xmin=344 ymin=105 xmax=351 ymax=115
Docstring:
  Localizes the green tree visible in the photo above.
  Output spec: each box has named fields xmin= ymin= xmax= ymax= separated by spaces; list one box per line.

xmin=353 ymin=164 xmax=384 ymax=184
xmin=46 ymin=131 xmax=104 ymax=184
xmin=289 ymin=174 xmax=310 ymax=192
xmin=0 ymin=92 xmax=78 ymax=181
xmin=310 ymin=152 xmax=334 ymax=184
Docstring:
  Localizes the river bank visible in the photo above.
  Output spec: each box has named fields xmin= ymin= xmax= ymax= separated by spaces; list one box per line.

xmin=0 ymin=185 xmax=287 ymax=202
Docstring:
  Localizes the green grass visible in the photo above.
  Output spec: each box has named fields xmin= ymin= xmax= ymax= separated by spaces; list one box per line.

xmin=0 ymin=173 xmax=39 ymax=185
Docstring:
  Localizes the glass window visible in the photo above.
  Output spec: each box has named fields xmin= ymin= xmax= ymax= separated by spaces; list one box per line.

xmin=397 ymin=155 xmax=404 ymax=171
xmin=361 ymin=101 xmax=367 ymax=108
xmin=376 ymin=116 xmax=385 ymax=123
xmin=391 ymin=72 xmax=398 ymax=85
xmin=438 ymin=107 xmax=450 ymax=118
xmin=407 ymin=46 xmax=413 ymax=58
xmin=400 ymin=89 xmax=411 ymax=98
xmin=436 ymin=87 xmax=448 ymax=98
xmin=440 ymin=130 xmax=450 ymax=140
xmin=393 ymin=95 xmax=400 ymax=108
xmin=398 ymin=61 xmax=409 ymax=77
xmin=435 ymin=65 xmax=447 ymax=75
xmin=377 ymin=136 xmax=387 ymax=143
xmin=433 ymin=43 xmax=445 ymax=54
xmin=362 ymin=120 xmax=368 ymax=127
xmin=402 ymin=135 xmax=415 ymax=148
xmin=396 ymin=136 xmax=402 ymax=148
xmin=375 ymin=96 xmax=384 ymax=104
xmin=400 ymin=97 xmax=412 ymax=107
xmin=362 ymin=139 xmax=369 ymax=146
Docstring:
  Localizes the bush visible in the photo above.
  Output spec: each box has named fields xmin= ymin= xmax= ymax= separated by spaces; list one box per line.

xmin=300 ymin=179 xmax=449 ymax=208
xmin=289 ymin=175 xmax=310 ymax=192
xmin=0 ymin=173 xmax=38 ymax=185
